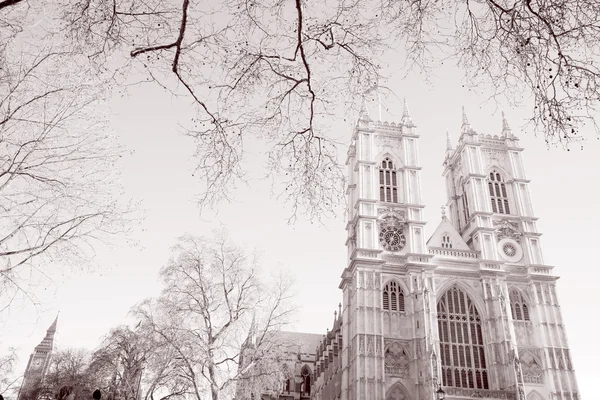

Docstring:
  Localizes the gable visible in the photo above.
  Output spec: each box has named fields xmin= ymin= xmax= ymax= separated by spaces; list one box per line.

xmin=426 ymin=216 xmax=470 ymax=251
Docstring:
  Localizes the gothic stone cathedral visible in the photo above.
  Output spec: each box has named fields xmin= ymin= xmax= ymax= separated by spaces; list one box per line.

xmin=256 ymin=104 xmax=580 ymax=400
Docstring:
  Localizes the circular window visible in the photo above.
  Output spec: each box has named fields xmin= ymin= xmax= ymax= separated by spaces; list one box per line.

xmin=497 ymin=238 xmax=523 ymax=262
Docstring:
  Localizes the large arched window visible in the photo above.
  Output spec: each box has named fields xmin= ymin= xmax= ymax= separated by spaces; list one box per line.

xmin=383 ymin=281 xmax=405 ymax=312
xmin=379 ymin=158 xmax=399 ymax=203
xmin=437 ymin=287 xmax=489 ymax=390
xmin=509 ymin=289 xmax=530 ymax=321
xmin=488 ymin=171 xmax=510 ymax=214
xmin=301 ymin=365 xmax=311 ymax=395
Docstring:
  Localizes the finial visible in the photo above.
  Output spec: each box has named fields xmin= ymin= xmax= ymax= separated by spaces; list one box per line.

xmin=462 ymin=106 xmax=470 ymax=126
xmin=401 ymin=98 xmax=413 ymax=126
xmin=441 ymin=205 xmax=447 ymax=218
xmin=403 ymin=98 xmax=411 ymax=118
xmin=446 ymin=131 xmax=452 ymax=150
xmin=359 ymin=97 xmax=371 ymax=122
xmin=501 ymin=111 xmax=511 ymax=137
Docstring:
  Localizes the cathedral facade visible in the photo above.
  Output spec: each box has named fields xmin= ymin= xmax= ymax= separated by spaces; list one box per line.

xmin=260 ymin=104 xmax=580 ymax=400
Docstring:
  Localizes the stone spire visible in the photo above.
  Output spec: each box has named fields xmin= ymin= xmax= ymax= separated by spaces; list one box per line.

xmin=401 ymin=98 xmax=413 ymax=126
xmin=461 ymin=106 xmax=471 ymax=132
xmin=446 ymin=131 xmax=452 ymax=150
xmin=359 ymin=97 xmax=371 ymax=122
xmin=501 ymin=111 xmax=512 ymax=137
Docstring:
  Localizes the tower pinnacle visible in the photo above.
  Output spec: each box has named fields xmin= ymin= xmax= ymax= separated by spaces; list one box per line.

xmin=446 ymin=131 xmax=453 ymax=150
xmin=359 ymin=97 xmax=371 ymax=122
xmin=401 ymin=98 xmax=413 ymax=126
xmin=501 ymin=111 xmax=512 ymax=137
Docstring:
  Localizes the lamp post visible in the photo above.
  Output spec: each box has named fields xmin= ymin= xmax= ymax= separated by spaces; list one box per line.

xmin=436 ymin=387 xmax=446 ymax=400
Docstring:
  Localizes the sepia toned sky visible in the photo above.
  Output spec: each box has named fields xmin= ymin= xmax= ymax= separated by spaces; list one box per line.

xmin=0 ymin=53 xmax=597 ymax=399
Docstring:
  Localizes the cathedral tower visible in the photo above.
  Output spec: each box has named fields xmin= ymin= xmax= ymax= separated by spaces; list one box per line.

xmin=19 ymin=315 xmax=59 ymax=400
xmin=335 ymin=100 xmax=435 ymax=400
xmin=311 ymin=106 xmax=581 ymax=400
xmin=427 ymin=110 xmax=580 ymax=400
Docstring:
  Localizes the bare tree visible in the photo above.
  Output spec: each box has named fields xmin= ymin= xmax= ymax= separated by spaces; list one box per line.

xmin=0 ymin=17 xmax=131 ymax=310
xmin=0 ymin=346 xmax=19 ymax=397
xmin=89 ymin=325 xmax=188 ymax=400
xmin=20 ymin=348 xmax=96 ymax=400
xmin=4 ymin=0 xmax=600 ymax=222
xmin=132 ymin=231 xmax=295 ymax=400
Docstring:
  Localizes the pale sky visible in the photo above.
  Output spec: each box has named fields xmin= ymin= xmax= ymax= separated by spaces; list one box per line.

xmin=0 ymin=53 xmax=597 ymax=400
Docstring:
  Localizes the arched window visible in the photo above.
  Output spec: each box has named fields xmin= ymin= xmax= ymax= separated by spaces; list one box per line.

xmin=437 ymin=287 xmax=489 ymax=390
xmin=442 ymin=234 xmax=453 ymax=249
xmin=488 ymin=171 xmax=510 ymax=214
xmin=379 ymin=158 xmax=399 ymax=203
xmin=462 ymin=182 xmax=470 ymax=223
xmin=383 ymin=281 xmax=405 ymax=312
xmin=509 ymin=290 xmax=530 ymax=321
xmin=301 ymin=365 xmax=311 ymax=395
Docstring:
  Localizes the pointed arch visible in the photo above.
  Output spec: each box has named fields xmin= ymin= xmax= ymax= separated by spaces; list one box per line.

xmin=520 ymin=351 xmax=544 ymax=384
xmin=487 ymin=168 xmax=511 ymax=214
xmin=437 ymin=286 xmax=489 ymax=390
xmin=386 ymin=382 xmax=411 ymax=400
xmin=379 ymin=156 xmax=399 ymax=203
xmin=300 ymin=364 xmax=312 ymax=395
xmin=382 ymin=279 xmax=405 ymax=312
xmin=509 ymin=288 xmax=531 ymax=321
xmin=527 ymin=390 xmax=544 ymax=400
xmin=384 ymin=341 xmax=410 ymax=376
xmin=458 ymin=178 xmax=470 ymax=224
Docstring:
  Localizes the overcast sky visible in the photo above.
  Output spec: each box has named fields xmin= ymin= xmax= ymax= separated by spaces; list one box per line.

xmin=0 ymin=53 xmax=597 ymax=400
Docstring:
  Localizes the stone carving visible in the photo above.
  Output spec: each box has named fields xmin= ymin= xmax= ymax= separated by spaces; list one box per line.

xmin=367 ymin=335 xmax=374 ymax=355
xmin=358 ymin=335 xmax=365 ymax=353
xmin=485 ymin=283 xmax=492 ymax=298
xmin=384 ymin=342 xmax=409 ymax=377
xmin=543 ymin=286 xmax=551 ymax=304
xmin=494 ymin=219 xmax=523 ymax=242
xmin=383 ymin=255 xmax=404 ymax=263
xmin=367 ymin=272 xmax=374 ymax=289
xmin=386 ymin=385 xmax=408 ymax=400
xmin=443 ymin=387 xmax=516 ymax=399
xmin=375 ymin=135 xmax=402 ymax=149
xmin=376 ymin=337 xmax=382 ymax=355
xmin=520 ymin=352 xmax=543 ymax=384
xmin=378 ymin=207 xmax=406 ymax=219
xmin=358 ymin=251 xmax=379 ymax=259
xmin=358 ymin=271 xmax=364 ymax=287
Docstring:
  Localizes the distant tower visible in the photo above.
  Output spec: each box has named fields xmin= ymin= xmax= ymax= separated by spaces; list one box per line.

xmin=19 ymin=315 xmax=59 ymax=400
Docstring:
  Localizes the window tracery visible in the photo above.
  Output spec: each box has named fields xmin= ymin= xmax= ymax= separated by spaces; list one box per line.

xmin=521 ymin=352 xmax=543 ymax=384
xmin=383 ymin=281 xmax=405 ymax=312
xmin=301 ymin=365 xmax=311 ymax=395
xmin=379 ymin=158 xmax=399 ymax=203
xmin=385 ymin=342 xmax=409 ymax=376
xmin=488 ymin=171 xmax=511 ymax=214
xmin=509 ymin=290 xmax=530 ymax=321
xmin=437 ymin=287 xmax=489 ymax=389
